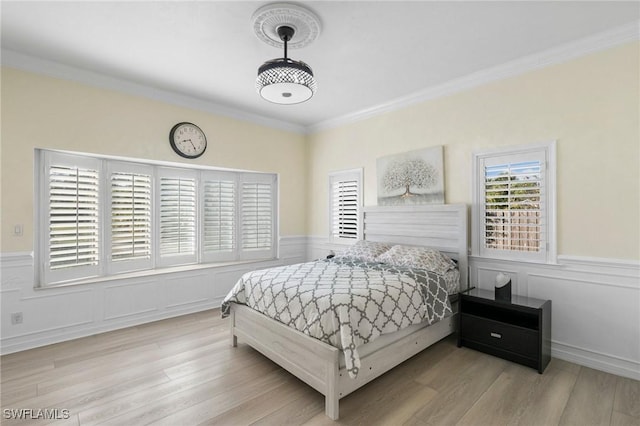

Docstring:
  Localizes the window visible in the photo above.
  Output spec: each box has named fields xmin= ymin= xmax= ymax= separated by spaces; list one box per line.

xmin=472 ymin=142 xmax=556 ymax=263
xmin=201 ymin=171 xmax=236 ymax=262
xmin=45 ymin=154 xmax=101 ymax=284
xmin=329 ymin=169 xmax=363 ymax=243
xmin=36 ymin=150 xmax=278 ymax=286
xmin=240 ymin=173 xmax=277 ymax=259
xmin=107 ymin=162 xmax=152 ymax=274
xmin=157 ymin=168 xmax=198 ymax=267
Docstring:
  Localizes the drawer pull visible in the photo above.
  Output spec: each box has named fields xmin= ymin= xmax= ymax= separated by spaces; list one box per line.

xmin=490 ymin=332 xmax=502 ymax=339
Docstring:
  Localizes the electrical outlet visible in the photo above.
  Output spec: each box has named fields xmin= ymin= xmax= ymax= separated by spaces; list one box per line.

xmin=11 ymin=312 xmax=23 ymax=325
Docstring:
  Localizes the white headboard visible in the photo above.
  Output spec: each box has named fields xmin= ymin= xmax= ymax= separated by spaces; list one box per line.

xmin=363 ymin=204 xmax=468 ymax=291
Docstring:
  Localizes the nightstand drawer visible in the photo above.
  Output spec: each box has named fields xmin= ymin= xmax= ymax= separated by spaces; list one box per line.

xmin=460 ymin=314 xmax=538 ymax=356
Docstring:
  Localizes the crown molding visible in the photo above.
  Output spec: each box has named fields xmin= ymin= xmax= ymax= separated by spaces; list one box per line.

xmin=1 ymin=49 xmax=307 ymax=135
xmin=3 ymin=21 xmax=638 ymax=136
xmin=308 ymin=20 xmax=640 ymax=134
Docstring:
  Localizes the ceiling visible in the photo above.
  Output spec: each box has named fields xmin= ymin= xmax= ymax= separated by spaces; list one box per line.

xmin=2 ymin=1 xmax=638 ymax=131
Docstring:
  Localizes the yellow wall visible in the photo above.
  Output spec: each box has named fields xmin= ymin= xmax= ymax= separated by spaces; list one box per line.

xmin=2 ymin=42 xmax=638 ymax=260
xmin=307 ymin=42 xmax=640 ymax=260
xmin=0 ymin=68 xmax=308 ymax=252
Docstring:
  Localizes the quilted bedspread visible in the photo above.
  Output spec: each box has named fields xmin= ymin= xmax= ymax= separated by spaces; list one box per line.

xmin=221 ymin=257 xmax=452 ymax=378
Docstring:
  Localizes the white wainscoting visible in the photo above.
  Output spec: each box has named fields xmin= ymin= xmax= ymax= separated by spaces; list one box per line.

xmin=0 ymin=236 xmax=307 ymax=355
xmin=471 ymin=255 xmax=640 ymax=380
xmin=4 ymin=235 xmax=638 ymax=381
xmin=308 ymin=236 xmax=640 ymax=380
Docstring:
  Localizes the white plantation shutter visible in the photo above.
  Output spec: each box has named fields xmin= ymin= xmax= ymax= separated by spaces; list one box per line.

xmin=44 ymin=153 xmax=101 ymax=284
xmin=331 ymin=181 xmax=359 ymax=239
xmin=240 ymin=173 xmax=277 ymax=260
xmin=37 ymin=150 xmax=280 ymax=286
xmin=473 ymin=143 xmax=555 ymax=263
xmin=483 ymin=159 xmax=544 ymax=252
xmin=108 ymin=163 xmax=153 ymax=273
xmin=201 ymin=171 xmax=236 ymax=262
xmin=157 ymin=169 xmax=197 ymax=266
xmin=329 ymin=169 xmax=362 ymax=242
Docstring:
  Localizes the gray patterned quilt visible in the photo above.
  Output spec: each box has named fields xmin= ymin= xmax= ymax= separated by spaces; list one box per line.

xmin=221 ymin=257 xmax=452 ymax=378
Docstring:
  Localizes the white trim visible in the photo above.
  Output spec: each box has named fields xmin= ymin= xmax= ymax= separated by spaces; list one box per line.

xmin=471 ymin=141 xmax=556 ymax=264
xmin=0 ymin=251 xmax=34 ymax=266
xmin=552 ymin=340 xmax=640 ymax=381
xmin=528 ymin=272 xmax=639 ymax=291
xmin=558 ymin=255 xmax=640 ymax=267
xmin=3 ymin=22 xmax=638 ymax=136
xmin=308 ymin=21 xmax=640 ymax=133
xmin=547 ymin=142 xmax=558 ymax=263
xmin=278 ymin=235 xmax=308 ymax=248
xmin=467 ymin=256 xmax=640 ymax=280
xmin=1 ymin=49 xmax=307 ymax=135
xmin=39 ymin=148 xmax=268 ymax=174
xmin=34 ymin=259 xmax=272 ymax=290
xmin=1 ymin=303 xmax=216 ymax=355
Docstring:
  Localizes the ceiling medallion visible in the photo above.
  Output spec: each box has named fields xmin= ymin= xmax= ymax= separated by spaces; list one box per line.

xmin=252 ymin=3 xmax=321 ymax=49
xmin=252 ymin=3 xmax=321 ymax=105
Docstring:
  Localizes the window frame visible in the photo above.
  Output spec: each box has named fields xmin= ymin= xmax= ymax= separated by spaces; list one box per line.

xmin=39 ymin=151 xmax=104 ymax=285
xmin=35 ymin=149 xmax=279 ymax=287
xmin=328 ymin=168 xmax=363 ymax=244
xmin=471 ymin=141 xmax=557 ymax=264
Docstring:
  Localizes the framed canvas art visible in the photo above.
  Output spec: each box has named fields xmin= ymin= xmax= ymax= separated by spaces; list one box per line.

xmin=377 ymin=146 xmax=444 ymax=205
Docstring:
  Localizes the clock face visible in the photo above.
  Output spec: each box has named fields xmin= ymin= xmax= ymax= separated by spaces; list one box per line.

xmin=169 ymin=122 xmax=207 ymax=159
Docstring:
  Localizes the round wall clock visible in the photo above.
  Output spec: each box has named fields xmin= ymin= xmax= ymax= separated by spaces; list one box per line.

xmin=169 ymin=122 xmax=207 ymax=159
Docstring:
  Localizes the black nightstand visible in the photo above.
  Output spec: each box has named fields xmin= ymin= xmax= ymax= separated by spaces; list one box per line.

xmin=457 ymin=288 xmax=551 ymax=373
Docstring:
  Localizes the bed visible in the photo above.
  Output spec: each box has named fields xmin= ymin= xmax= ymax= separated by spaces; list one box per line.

xmin=224 ymin=204 xmax=468 ymax=420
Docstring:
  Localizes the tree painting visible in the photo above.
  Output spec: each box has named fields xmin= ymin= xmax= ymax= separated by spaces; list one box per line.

xmin=377 ymin=146 xmax=444 ymax=206
xmin=382 ymin=158 xmax=438 ymax=198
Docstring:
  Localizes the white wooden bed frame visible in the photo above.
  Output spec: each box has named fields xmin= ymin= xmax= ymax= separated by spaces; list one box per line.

xmin=228 ymin=204 xmax=468 ymax=420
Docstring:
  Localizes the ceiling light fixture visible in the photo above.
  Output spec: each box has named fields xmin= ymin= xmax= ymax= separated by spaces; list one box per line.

xmin=256 ymin=26 xmax=316 ymax=104
xmin=252 ymin=3 xmax=321 ymax=105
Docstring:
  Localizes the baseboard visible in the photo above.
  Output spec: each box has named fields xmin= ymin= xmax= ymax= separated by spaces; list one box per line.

xmin=552 ymin=340 xmax=640 ymax=381
xmin=469 ymin=255 xmax=639 ymax=381
xmin=0 ymin=301 xmax=221 ymax=355
xmin=1 ymin=235 xmax=308 ymax=356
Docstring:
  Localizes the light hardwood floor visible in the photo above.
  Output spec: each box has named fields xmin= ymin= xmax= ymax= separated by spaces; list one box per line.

xmin=1 ymin=309 xmax=638 ymax=426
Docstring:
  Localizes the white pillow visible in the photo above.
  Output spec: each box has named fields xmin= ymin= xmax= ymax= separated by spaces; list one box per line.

xmin=376 ymin=245 xmax=457 ymax=275
xmin=335 ymin=240 xmax=391 ymax=262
